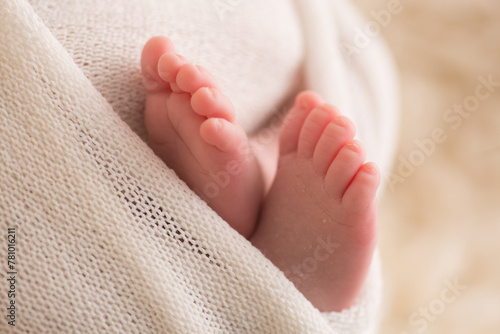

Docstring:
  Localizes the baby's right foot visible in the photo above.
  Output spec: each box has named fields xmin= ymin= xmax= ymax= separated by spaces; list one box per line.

xmin=251 ymin=92 xmax=380 ymax=312
xmin=141 ymin=37 xmax=263 ymax=237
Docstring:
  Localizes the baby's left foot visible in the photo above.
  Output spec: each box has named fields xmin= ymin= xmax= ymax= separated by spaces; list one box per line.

xmin=141 ymin=37 xmax=263 ymax=237
xmin=251 ymin=93 xmax=380 ymax=312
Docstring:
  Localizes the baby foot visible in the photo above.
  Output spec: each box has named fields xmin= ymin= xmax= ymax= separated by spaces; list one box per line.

xmin=141 ymin=37 xmax=263 ymax=238
xmin=251 ymin=92 xmax=380 ymax=312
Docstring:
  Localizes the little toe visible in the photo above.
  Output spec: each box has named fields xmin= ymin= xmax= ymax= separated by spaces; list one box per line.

xmin=280 ymin=91 xmax=323 ymax=156
xmin=191 ymin=87 xmax=235 ymax=121
xmin=200 ymin=118 xmax=247 ymax=154
xmin=157 ymin=53 xmax=189 ymax=83
xmin=176 ymin=63 xmax=218 ymax=93
xmin=343 ymin=162 xmax=380 ymax=213
xmin=312 ymin=116 xmax=356 ymax=175
xmin=297 ymin=104 xmax=339 ymax=159
xmin=141 ymin=36 xmax=176 ymax=93
xmin=325 ymin=140 xmax=366 ymax=199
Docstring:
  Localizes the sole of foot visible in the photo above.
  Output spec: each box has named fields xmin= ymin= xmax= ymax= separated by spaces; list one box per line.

xmin=251 ymin=91 xmax=380 ymax=312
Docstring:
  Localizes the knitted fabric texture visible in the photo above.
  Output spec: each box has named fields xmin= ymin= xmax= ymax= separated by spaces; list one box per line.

xmin=0 ymin=0 xmax=398 ymax=333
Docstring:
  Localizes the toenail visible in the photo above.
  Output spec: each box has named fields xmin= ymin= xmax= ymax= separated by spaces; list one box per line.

xmin=345 ymin=141 xmax=362 ymax=153
xmin=363 ymin=163 xmax=379 ymax=175
xmin=191 ymin=64 xmax=201 ymax=73
xmin=158 ymin=54 xmax=179 ymax=80
xmin=204 ymin=87 xmax=217 ymax=99
xmin=313 ymin=106 xmax=331 ymax=116
xmin=333 ymin=116 xmax=348 ymax=127
xmin=297 ymin=98 xmax=311 ymax=110
xmin=165 ymin=53 xmax=184 ymax=63
xmin=317 ymin=104 xmax=338 ymax=114
xmin=158 ymin=53 xmax=171 ymax=66
xmin=213 ymin=119 xmax=223 ymax=131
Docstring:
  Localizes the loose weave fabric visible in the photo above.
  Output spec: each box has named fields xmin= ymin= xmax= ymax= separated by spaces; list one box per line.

xmin=0 ymin=0 xmax=398 ymax=332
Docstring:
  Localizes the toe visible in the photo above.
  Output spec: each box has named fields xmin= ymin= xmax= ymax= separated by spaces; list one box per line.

xmin=176 ymin=63 xmax=218 ymax=93
xmin=325 ymin=140 xmax=366 ymax=199
xmin=167 ymin=93 xmax=242 ymax=164
xmin=343 ymin=162 xmax=380 ymax=213
xmin=157 ymin=53 xmax=189 ymax=83
xmin=200 ymin=118 xmax=247 ymax=154
xmin=312 ymin=115 xmax=356 ymax=175
xmin=191 ymin=87 xmax=235 ymax=121
xmin=279 ymin=91 xmax=323 ymax=156
xmin=297 ymin=104 xmax=339 ymax=159
xmin=141 ymin=36 xmax=175 ymax=93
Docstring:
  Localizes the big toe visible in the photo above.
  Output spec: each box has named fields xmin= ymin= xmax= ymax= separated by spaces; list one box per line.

xmin=279 ymin=91 xmax=323 ymax=156
xmin=141 ymin=36 xmax=176 ymax=93
xmin=191 ymin=87 xmax=235 ymax=121
xmin=176 ymin=63 xmax=218 ymax=93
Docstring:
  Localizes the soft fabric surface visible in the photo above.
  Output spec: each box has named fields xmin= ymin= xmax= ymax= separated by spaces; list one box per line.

xmin=352 ymin=0 xmax=500 ymax=333
xmin=0 ymin=0 xmax=399 ymax=332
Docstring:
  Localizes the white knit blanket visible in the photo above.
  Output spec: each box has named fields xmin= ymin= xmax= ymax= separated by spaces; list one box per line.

xmin=0 ymin=0 xmax=398 ymax=332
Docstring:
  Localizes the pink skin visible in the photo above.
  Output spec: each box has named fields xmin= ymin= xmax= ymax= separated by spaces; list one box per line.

xmin=141 ymin=37 xmax=380 ymax=312
xmin=251 ymin=92 xmax=380 ymax=311
xmin=141 ymin=36 xmax=263 ymax=238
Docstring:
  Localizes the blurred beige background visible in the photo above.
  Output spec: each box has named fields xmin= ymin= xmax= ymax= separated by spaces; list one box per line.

xmin=351 ymin=0 xmax=500 ymax=333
